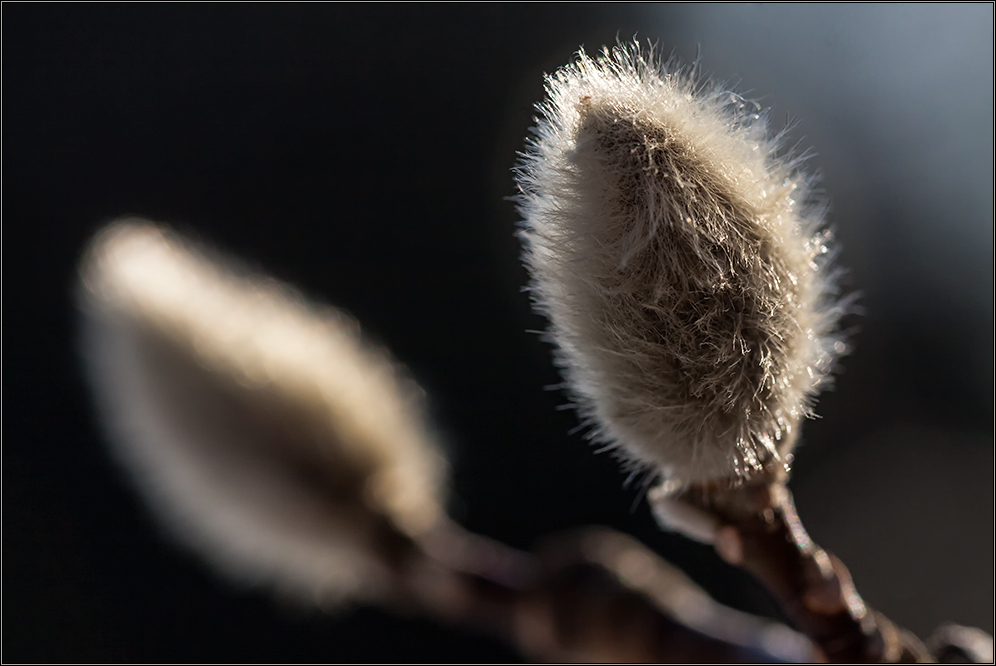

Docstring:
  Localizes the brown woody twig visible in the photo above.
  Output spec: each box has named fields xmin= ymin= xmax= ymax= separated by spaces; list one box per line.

xmin=674 ymin=477 xmax=933 ymax=662
xmin=387 ymin=521 xmax=817 ymax=662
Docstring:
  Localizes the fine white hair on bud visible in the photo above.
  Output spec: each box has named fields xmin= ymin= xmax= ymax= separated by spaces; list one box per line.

xmin=79 ymin=219 xmax=448 ymax=607
xmin=516 ymin=44 xmax=848 ymax=485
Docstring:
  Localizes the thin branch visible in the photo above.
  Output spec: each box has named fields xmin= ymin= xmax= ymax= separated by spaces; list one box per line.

xmin=675 ymin=478 xmax=933 ymax=662
xmin=399 ymin=522 xmax=817 ymax=663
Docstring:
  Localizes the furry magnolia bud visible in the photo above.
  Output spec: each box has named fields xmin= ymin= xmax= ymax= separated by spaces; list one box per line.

xmin=79 ymin=220 xmax=447 ymax=606
xmin=516 ymin=45 xmax=846 ymax=485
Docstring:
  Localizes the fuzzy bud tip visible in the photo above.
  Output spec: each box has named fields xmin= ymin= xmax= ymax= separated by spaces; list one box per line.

xmin=516 ymin=44 xmax=848 ymax=485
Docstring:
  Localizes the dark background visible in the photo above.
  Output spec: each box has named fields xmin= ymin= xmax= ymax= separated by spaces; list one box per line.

xmin=4 ymin=4 xmax=992 ymax=662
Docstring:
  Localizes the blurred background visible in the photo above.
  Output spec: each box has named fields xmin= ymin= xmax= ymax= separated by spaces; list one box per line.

xmin=4 ymin=4 xmax=992 ymax=662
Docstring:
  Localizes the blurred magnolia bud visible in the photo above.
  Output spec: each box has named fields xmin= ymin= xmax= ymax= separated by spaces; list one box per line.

xmin=79 ymin=219 xmax=448 ymax=607
xmin=516 ymin=44 xmax=847 ymax=485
